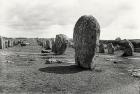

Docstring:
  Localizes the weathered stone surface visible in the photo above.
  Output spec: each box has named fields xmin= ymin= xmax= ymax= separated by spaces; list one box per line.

xmin=114 ymin=44 xmax=120 ymax=51
xmin=104 ymin=44 xmax=108 ymax=53
xmin=40 ymin=39 xmax=44 ymax=47
xmin=52 ymin=34 xmax=68 ymax=55
xmin=42 ymin=40 xmax=46 ymax=48
xmin=73 ymin=15 xmax=100 ymax=69
xmin=0 ymin=36 xmax=4 ymax=49
xmin=10 ymin=40 xmax=14 ymax=47
xmin=5 ymin=40 xmax=8 ymax=48
xmin=13 ymin=39 xmax=19 ymax=46
xmin=99 ymin=43 xmax=105 ymax=53
xmin=96 ymin=35 xmax=100 ymax=53
xmin=8 ymin=40 xmax=13 ymax=47
xmin=51 ymin=38 xmax=55 ymax=52
xmin=107 ymin=43 xmax=115 ymax=54
xmin=122 ymin=39 xmax=134 ymax=56
xmin=37 ymin=38 xmax=43 ymax=46
xmin=45 ymin=39 xmax=52 ymax=50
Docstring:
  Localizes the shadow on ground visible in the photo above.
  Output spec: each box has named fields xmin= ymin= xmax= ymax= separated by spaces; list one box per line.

xmin=39 ymin=65 xmax=84 ymax=74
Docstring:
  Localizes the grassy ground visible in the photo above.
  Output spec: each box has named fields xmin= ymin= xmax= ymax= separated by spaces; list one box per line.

xmin=0 ymin=39 xmax=140 ymax=94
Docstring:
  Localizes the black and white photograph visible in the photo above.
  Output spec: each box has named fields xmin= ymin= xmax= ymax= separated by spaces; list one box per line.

xmin=0 ymin=0 xmax=140 ymax=94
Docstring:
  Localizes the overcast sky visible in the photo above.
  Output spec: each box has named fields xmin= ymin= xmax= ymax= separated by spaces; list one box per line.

xmin=0 ymin=0 xmax=139 ymax=39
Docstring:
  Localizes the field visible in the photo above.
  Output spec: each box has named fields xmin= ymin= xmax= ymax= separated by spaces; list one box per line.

xmin=0 ymin=39 xmax=140 ymax=94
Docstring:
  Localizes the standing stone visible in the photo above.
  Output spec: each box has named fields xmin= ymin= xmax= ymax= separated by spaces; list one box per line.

xmin=11 ymin=40 xmax=14 ymax=47
xmin=9 ymin=39 xmax=13 ymax=47
xmin=104 ymin=44 xmax=108 ymax=53
xmin=42 ymin=39 xmax=46 ymax=48
xmin=114 ymin=44 xmax=120 ymax=51
xmin=50 ymin=38 xmax=55 ymax=49
xmin=13 ymin=39 xmax=18 ymax=46
xmin=3 ymin=38 xmax=6 ymax=49
xmin=99 ymin=43 xmax=105 ymax=53
xmin=107 ymin=43 xmax=115 ymax=54
xmin=51 ymin=38 xmax=55 ymax=52
xmin=52 ymin=34 xmax=68 ymax=55
xmin=52 ymin=41 xmax=56 ymax=52
xmin=13 ymin=40 xmax=15 ymax=46
xmin=122 ymin=39 xmax=134 ymax=56
xmin=45 ymin=39 xmax=52 ymax=50
xmin=13 ymin=40 xmax=16 ymax=46
xmin=8 ymin=40 xmax=11 ymax=47
xmin=0 ymin=36 xmax=4 ymax=49
xmin=73 ymin=15 xmax=100 ymax=69
xmin=5 ymin=40 xmax=8 ymax=48
xmin=39 ymin=39 xmax=43 ymax=47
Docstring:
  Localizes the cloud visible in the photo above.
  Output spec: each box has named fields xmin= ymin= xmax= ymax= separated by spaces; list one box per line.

xmin=0 ymin=0 xmax=139 ymax=39
xmin=4 ymin=0 xmax=78 ymax=31
xmin=100 ymin=0 xmax=140 ymax=39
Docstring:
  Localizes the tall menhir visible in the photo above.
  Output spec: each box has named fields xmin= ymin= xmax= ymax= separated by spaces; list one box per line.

xmin=73 ymin=15 xmax=100 ymax=69
xmin=0 ymin=36 xmax=4 ymax=49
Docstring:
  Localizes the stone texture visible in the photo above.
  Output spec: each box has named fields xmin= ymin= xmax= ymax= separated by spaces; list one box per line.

xmin=8 ymin=40 xmax=13 ymax=47
xmin=5 ymin=40 xmax=8 ymax=48
xmin=51 ymin=38 xmax=55 ymax=52
xmin=73 ymin=15 xmax=100 ymax=69
xmin=107 ymin=43 xmax=115 ymax=54
xmin=42 ymin=40 xmax=46 ymax=48
xmin=0 ymin=36 xmax=4 ymax=49
xmin=13 ymin=39 xmax=19 ymax=46
xmin=122 ymin=39 xmax=134 ymax=56
xmin=52 ymin=34 xmax=68 ymax=55
xmin=45 ymin=39 xmax=52 ymax=50
xmin=99 ymin=43 xmax=105 ymax=53
xmin=114 ymin=44 xmax=120 ymax=51
xmin=96 ymin=45 xmax=100 ymax=53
